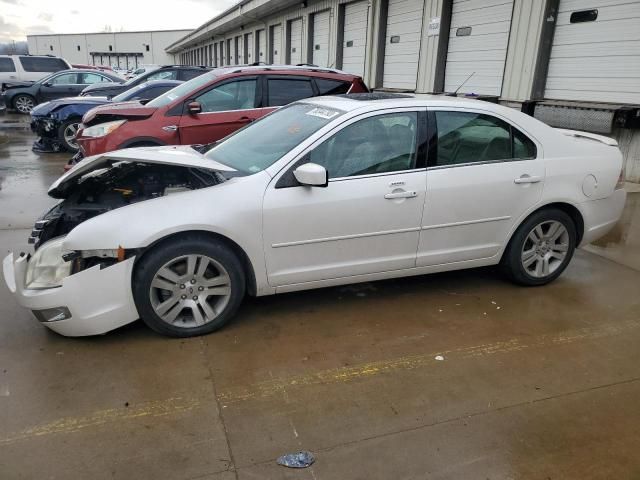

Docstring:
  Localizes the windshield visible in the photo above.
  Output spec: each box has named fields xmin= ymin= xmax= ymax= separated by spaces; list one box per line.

xmin=205 ymin=103 xmax=345 ymax=174
xmin=146 ymin=71 xmax=217 ymax=108
xmin=36 ymin=71 xmax=59 ymax=84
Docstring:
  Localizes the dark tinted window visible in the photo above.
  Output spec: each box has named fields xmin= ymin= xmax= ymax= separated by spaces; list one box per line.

xmin=267 ymin=78 xmax=314 ymax=106
xmin=180 ymin=69 xmax=206 ymax=81
xmin=310 ymin=112 xmax=418 ymax=178
xmin=513 ymin=128 xmax=537 ymax=159
xmin=19 ymin=56 xmax=68 ymax=72
xmin=146 ymin=69 xmax=178 ymax=81
xmin=0 ymin=58 xmax=16 ymax=72
xmin=136 ymin=85 xmax=176 ymax=100
xmin=433 ymin=111 xmax=536 ymax=167
xmin=315 ymin=78 xmax=350 ymax=95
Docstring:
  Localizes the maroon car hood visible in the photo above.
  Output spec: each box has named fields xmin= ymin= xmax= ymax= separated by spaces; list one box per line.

xmin=83 ymin=101 xmax=158 ymax=124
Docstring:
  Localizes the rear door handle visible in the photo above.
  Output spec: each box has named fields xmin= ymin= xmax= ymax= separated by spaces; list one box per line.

xmin=514 ymin=175 xmax=542 ymax=184
xmin=239 ymin=116 xmax=254 ymax=122
xmin=384 ymin=191 xmax=417 ymax=199
xmin=162 ymin=125 xmax=179 ymax=132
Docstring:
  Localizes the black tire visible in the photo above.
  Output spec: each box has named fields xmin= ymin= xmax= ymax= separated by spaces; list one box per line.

xmin=57 ymin=119 xmax=81 ymax=152
xmin=133 ymin=235 xmax=246 ymax=337
xmin=501 ymin=208 xmax=577 ymax=286
xmin=13 ymin=94 xmax=35 ymax=114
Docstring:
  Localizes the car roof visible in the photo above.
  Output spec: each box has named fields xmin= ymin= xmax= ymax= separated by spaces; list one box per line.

xmin=211 ymin=64 xmax=360 ymax=78
xmin=137 ymin=79 xmax=183 ymax=87
xmin=300 ymin=93 xmax=513 ymax=114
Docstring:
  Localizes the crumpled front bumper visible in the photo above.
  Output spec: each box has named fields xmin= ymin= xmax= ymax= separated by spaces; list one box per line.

xmin=31 ymin=116 xmax=65 ymax=153
xmin=3 ymin=253 xmax=139 ymax=336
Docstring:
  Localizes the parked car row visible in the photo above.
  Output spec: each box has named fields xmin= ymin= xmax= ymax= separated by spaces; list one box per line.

xmin=31 ymin=80 xmax=183 ymax=152
xmin=69 ymin=65 xmax=368 ymax=166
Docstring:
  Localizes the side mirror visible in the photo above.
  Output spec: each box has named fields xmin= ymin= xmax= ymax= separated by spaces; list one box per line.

xmin=43 ymin=82 xmax=52 ymax=87
xmin=187 ymin=101 xmax=202 ymax=114
xmin=293 ymin=163 xmax=328 ymax=187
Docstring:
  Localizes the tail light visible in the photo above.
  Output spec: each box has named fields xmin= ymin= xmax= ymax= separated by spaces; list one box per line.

xmin=615 ymin=168 xmax=625 ymax=190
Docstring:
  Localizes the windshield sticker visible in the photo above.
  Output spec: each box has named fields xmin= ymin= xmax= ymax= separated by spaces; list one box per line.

xmin=306 ymin=108 xmax=339 ymax=120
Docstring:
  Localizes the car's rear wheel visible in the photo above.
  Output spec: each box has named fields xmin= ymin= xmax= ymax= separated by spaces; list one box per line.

xmin=501 ymin=208 xmax=576 ymax=286
xmin=133 ymin=235 xmax=245 ymax=337
xmin=13 ymin=94 xmax=35 ymax=114
xmin=58 ymin=119 xmax=81 ymax=152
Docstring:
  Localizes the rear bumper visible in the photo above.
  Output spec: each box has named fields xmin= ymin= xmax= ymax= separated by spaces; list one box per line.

xmin=579 ymin=189 xmax=627 ymax=246
xmin=3 ymin=252 xmax=139 ymax=336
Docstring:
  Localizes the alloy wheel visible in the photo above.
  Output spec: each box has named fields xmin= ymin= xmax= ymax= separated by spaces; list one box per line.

xmin=149 ymin=254 xmax=232 ymax=328
xmin=63 ymin=123 xmax=80 ymax=149
xmin=15 ymin=96 xmax=34 ymax=113
xmin=521 ymin=220 xmax=569 ymax=278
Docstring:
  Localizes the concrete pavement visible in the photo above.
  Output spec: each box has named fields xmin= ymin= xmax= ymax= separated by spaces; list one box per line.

xmin=1 ymin=119 xmax=639 ymax=479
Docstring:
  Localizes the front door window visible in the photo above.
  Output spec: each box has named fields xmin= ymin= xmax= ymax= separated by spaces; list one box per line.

xmin=195 ymin=79 xmax=257 ymax=112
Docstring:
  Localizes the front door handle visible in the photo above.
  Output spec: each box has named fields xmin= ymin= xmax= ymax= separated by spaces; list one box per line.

xmin=514 ymin=175 xmax=542 ymax=184
xmin=239 ymin=116 xmax=254 ymax=123
xmin=162 ymin=125 xmax=179 ymax=132
xmin=384 ymin=190 xmax=417 ymax=199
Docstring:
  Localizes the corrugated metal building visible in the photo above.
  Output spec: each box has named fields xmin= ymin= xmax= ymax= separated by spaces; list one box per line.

xmin=27 ymin=30 xmax=191 ymax=68
xmin=165 ymin=0 xmax=640 ymax=182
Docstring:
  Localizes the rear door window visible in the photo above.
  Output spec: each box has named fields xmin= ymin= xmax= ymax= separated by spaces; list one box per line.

xmin=49 ymin=73 xmax=79 ymax=85
xmin=179 ymin=69 xmax=206 ymax=81
xmin=0 ymin=58 xmax=16 ymax=72
xmin=314 ymin=78 xmax=350 ymax=95
xmin=432 ymin=111 xmax=537 ymax=167
xmin=146 ymin=70 xmax=178 ymax=81
xmin=267 ymin=77 xmax=314 ymax=106
xmin=80 ymin=72 xmax=111 ymax=84
xmin=19 ymin=56 xmax=68 ymax=72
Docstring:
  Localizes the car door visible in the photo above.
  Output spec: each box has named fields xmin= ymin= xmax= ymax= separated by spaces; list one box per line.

xmin=178 ymin=76 xmax=268 ymax=145
xmin=39 ymin=72 xmax=81 ymax=101
xmin=417 ymin=108 xmax=544 ymax=267
xmin=263 ymin=109 xmax=427 ymax=287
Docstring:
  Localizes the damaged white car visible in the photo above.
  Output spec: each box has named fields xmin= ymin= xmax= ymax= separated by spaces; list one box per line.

xmin=3 ymin=94 xmax=627 ymax=337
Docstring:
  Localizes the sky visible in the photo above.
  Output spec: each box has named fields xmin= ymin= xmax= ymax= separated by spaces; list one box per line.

xmin=0 ymin=0 xmax=239 ymax=42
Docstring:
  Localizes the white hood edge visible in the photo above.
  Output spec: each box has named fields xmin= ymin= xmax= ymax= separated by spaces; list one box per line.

xmin=49 ymin=145 xmax=236 ymax=196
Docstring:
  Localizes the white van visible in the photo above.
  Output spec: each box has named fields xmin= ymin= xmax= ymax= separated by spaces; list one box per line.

xmin=0 ymin=55 xmax=71 ymax=89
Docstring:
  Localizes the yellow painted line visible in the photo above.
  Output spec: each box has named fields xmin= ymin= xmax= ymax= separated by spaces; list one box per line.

xmin=1 ymin=396 xmax=201 ymax=446
xmin=218 ymin=318 xmax=640 ymax=404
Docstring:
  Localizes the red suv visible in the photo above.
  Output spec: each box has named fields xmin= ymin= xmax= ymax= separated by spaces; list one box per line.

xmin=72 ymin=66 xmax=368 ymax=164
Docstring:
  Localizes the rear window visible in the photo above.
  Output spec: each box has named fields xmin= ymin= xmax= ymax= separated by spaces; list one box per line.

xmin=0 ymin=57 xmax=16 ymax=72
xmin=267 ymin=78 xmax=314 ymax=106
xmin=315 ymin=78 xmax=350 ymax=95
xmin=18 ymin=56 xmax=68 ymax=72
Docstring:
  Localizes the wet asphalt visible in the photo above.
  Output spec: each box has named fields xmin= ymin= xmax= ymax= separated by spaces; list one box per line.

xmin=1 ymin=112 xmax=640 ymax=479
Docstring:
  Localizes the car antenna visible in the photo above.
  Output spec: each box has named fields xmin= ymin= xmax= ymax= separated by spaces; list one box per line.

xmin=446 ymin=72 xmax=475 ymax=97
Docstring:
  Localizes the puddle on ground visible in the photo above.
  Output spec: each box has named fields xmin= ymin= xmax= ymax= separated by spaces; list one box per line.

xmin=586 ymin=190 xmax=640 ymax=271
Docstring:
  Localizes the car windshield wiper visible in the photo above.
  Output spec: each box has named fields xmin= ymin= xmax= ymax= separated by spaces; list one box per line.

xmin=191 ymin=141 xmax=220 ymax=154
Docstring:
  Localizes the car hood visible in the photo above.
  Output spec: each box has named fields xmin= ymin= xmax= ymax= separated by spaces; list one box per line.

xmin=31 ymin=96 xmax=110 ymax=116
xmin=82 ymin=101 xmax=156 ymax=123
xmin=48 ymin=145 xmax=237 ymax=198
xmin=2 ymin=80 xmax=34 ymax=90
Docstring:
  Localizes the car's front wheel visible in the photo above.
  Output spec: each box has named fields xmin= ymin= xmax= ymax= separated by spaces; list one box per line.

xmin=501 ymin=208 xmax=577 ymax=286
xmin=58 ymin=119 xmax=81 ymax=152
xmin=133 ymin=235 xmax=245 ymax=337
xmin=13 ymin=94 xmax=35 ymax=114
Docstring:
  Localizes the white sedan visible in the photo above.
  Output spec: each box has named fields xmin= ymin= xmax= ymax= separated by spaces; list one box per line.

xmin=3 ymin=94 xmax=627 ymax=337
